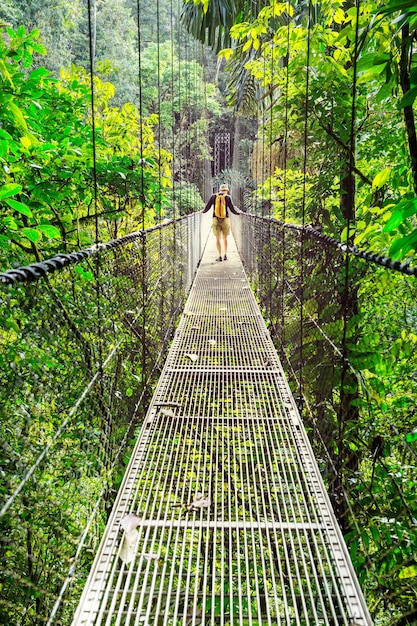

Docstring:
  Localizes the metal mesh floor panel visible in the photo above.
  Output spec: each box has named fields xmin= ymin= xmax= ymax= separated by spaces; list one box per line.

xmin=72 ymin=236 xmax=371 ymax=626
xmin=167 ymin=316 xmax=278 ymax=371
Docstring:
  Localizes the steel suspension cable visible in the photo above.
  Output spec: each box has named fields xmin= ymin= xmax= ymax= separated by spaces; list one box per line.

xmin=299 ymin=0 xmax=313 ymax=408
xmin=177 ymin=0 xmax=183 ymax=215
xmin=134 ymin=0 xmax=150 ymax=403
xmin=288 ymin=219 xmax=417 ymax=275
xmin=280 ymin=18 xmax=291 ymax=356
xmin=266 ymin=28 xmax=273 ymax=323
xmin=338 ymin=0 xmax=361 ymax=445
xmin=86 ymin=0 xmax=108 ymax=476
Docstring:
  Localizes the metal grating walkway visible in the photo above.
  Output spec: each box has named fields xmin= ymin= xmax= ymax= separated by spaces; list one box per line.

xmin=72 ymin=233 xmax=372 ymax=626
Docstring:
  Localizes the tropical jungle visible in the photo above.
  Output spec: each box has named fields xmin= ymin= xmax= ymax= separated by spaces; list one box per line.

xmin=0 ymin=0 xmax=416 ymax=624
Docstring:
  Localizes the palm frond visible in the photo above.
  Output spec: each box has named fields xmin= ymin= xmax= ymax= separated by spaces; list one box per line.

xmin=181 ymin=0 xmax=237 ymax=52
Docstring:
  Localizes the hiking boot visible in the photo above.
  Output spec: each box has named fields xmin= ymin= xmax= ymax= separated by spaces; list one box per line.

xmin=216 ymin=256 xmax=222 ymax=261
xmin=223 ymin=255 xmax=227 ymax=261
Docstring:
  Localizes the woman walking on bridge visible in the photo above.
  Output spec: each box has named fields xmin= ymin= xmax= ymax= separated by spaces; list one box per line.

xmin=203 ymin=184 xmax=241 ymax=261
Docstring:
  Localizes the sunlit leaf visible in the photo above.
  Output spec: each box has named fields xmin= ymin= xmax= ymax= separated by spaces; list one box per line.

xmin=37 ymin=224 xmax=61 ymax=239
xmin=218 ymin=48 xmax=234 ymax=61
xmin=0 ymin=183 xmax=22 ymax=200
xmin=399 ymin=565 xmax=417 ymax=579
xmin=372 ymin=168 xmax=391 ymax=190
xmin=5 ymin=198 xmax=32 ymax=217
xmin=383 ymin=198 xmax=417 ymax=232
xmin=21 ymin=227 xmax=40 ymax=243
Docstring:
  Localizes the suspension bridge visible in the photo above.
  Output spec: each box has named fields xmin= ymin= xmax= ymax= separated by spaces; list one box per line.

xmin=0 ymin=205 xmax=416 ymax=625
xmin=1 ymin=0 xmax=417 ymax=624
xmin=0 ymin=212 xmax=374 ymax=625
xmin=70 ymin=220 xmax=371 ymax=626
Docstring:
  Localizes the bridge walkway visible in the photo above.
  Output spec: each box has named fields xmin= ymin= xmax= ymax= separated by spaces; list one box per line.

xmin=72 ymin=232 xmax=372 ymax=626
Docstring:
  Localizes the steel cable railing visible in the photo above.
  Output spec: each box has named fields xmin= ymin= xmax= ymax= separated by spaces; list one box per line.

xmin=0 ymin=212 xmax=205 ymax=626
xmin=234 ymin=213 xmax=417 ymax=622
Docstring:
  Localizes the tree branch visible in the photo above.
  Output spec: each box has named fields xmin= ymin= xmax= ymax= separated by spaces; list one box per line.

xmin=311 ymin=110 xmax=372 ymax=185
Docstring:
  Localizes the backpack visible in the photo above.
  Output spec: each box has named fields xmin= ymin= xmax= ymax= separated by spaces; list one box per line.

xmin=214 ymin=193 xmax=227 ymax=219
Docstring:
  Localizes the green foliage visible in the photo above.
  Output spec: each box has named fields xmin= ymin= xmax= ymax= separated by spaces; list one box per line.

xmin=164 ymin=182 xmax=204 ymax=217
xmin=0 ymin=26 xmax=172 ymax=268
xmin=255 ymin=168 xmax=314 ymax=222
xmin=226 ymin=0 xmax=417 ymax=242
xmin=181 ymin=0 xmax=244 ymax=52
xmin=90 ymin=0 xmax=139 ymax=106
xmin=2 ymin=0 xmax=218 ymax=215
xmin=137 ymin=40 xmax=220 ymax=195
xmin=0 ymin=13 xmax=214 ymax=620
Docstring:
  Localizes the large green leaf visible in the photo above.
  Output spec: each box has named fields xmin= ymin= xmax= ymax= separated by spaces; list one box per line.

xmin=29 ymin=67 xmax=50 ymax=81
xmin=372 ymin=167 xmax=391 ymax=190
xmin=4 ymin=198 xmax=32 ymax=217
xmin=383 ymin=198 xmax=417 ymax=232
xmin=21 ymin=227 xmax=40 ymax=243
xmin=37 ymin=224 xmax=61 ymax=239
xmin=377 ymin=0 xmax=417 ymax=15
xmin=0 ymin=183 xmax=22 ymax=200
xmin=399 ymin=565 xmax=417 ymax=579
xmin=398 ymin=85 xmax=417 ymax=109
xmin=389 ymin=229 xmax=417 ymax=257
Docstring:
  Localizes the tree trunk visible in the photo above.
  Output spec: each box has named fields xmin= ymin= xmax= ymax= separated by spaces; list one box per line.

xmin=399 ymin=24 xmax=417 ymax=194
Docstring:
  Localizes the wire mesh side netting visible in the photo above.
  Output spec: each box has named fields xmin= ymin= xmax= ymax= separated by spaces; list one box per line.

xmin=0 ymin=214 xmax=204 ymax=626
xmin=234 ymin=214 xmax=417 ymax=623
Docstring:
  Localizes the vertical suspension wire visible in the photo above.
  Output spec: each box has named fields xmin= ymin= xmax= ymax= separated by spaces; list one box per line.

xmin=185 ymin=23 xmax=192 ymax=210
xmin=338 ymin=0 xmax=389 ymax=608
xmin=155 ymin=0 xmax=165 ymax=343
xmin=261 ymin=52 xmax=266 ymax=218
xmin=299 ymin=0 xmax=312 ymax=409
xmin=176 ymin=0 xmax=183 ymax=216
xmin=201 ymin=42 xmax=210 ymax=200
xmin=170 ymin=0 xmax=176 ymax=219
xmin=177 ymin=0 xmax=188 ymax=290
xmin=87 ymin=0 xmax=106 ymax=462
xmin=182 ymin=12 xmax=188 ymax=205
xmin=256 ymin=0 xmax=269 ymax=328
xmin=193 ymin=36 xmax=198 ymax=194
xmin=86 ymin=0 xmax=99 ymax=245
xmin=169 ymin=0 xmax=177 ymax=322
xmin=267 ymin=18 xmax=274 ymax=327
xmin=156 ymin=0 xmax=163 ymax=224
xmin=135 ymin=0 xmax=148 ymax=398
xmin=340 ymin=0 xmax=360 ymax=379
xmin=257 ymin=0 xmax=263 ymax=215
xmin=194 ymin=36 xmax=201 ymax=202
xmin=135 ymin=0 xmax=146 ymax=230
xmin=281 ymin=17 xmax=291 ymax=357
xmin=184 ymin=35 xmax=189 ymax=206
